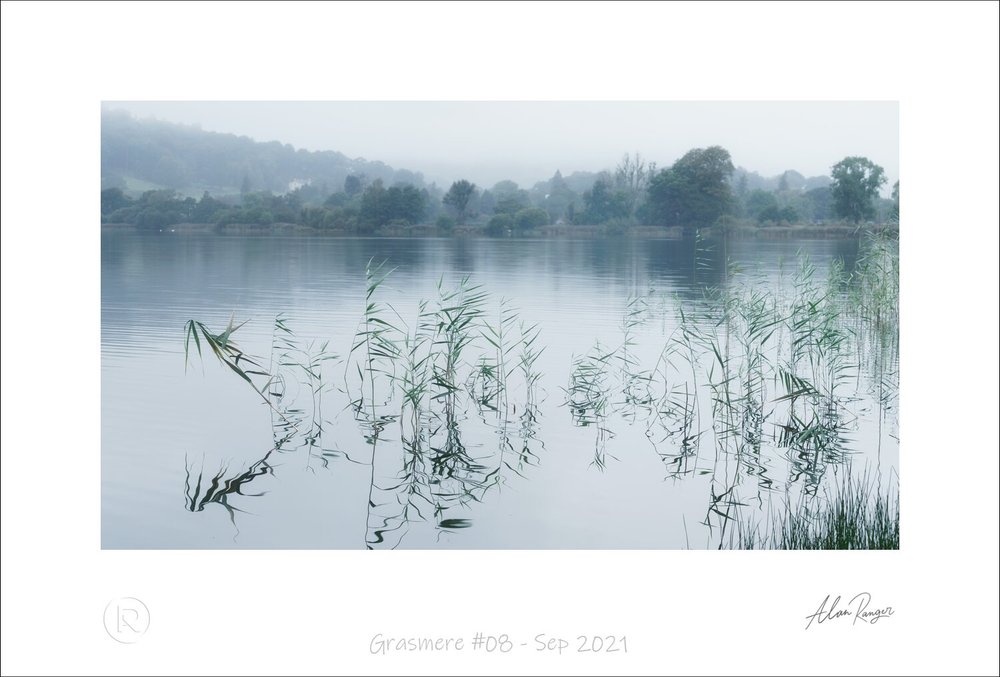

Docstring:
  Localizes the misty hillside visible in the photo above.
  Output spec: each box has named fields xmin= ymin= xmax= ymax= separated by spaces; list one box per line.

xmin=101 ymin=110 xmax=427 ymax=197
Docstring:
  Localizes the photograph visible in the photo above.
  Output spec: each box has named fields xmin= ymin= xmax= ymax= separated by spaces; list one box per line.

xmin=3 ymin=3 xmax=998 ymax=676
xmin=101 ymin=101 xmax=900 ymax=551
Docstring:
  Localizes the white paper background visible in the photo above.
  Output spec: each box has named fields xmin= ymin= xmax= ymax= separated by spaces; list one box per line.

xmin=1 ymin=2 xmax=997 ymax=675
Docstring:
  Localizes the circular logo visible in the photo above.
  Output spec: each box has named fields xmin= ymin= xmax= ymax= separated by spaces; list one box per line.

xmin=103 ymin=597 xmax=150 ymax=643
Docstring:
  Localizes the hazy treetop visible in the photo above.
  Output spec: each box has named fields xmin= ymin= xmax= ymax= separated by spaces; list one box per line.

xmin=104 ymin=101 xmax=898 ymax=194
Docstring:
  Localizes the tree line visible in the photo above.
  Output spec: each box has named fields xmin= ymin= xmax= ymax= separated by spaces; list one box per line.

xmin=102 ymin=148 xmax=897 ymax=233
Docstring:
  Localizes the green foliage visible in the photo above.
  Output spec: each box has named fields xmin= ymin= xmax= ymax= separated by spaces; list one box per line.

xmin=357 ymin=180 xmax=429 ymax=231
xmin=344 ymin=174 xmax=364 ymax=196
xmin=182 ymin=315 xmax=296 ymax=429
xmin=100 ymin=187 xmax=130 ymax=219
xmin=478 ymin=189 xmax=496 ymax=216
xmin=191 ymin=191 xmax=225 ymax=223
xmin=514 ymin=207 xmax=548 ymax=231
xmin=324 ymin=191 xmax=351 ymax=208
xmin=536 ymin=170 xmax=579 ymax=223
xmin=757 ymin=203 xmax=799 ymax=226
xmin=804 ymin=186 xmax=833 ymax=221
xmin=579 ymin=177 xmax=629 ymax=224
xmin=105 ymin=189 xmax=196 ymax=230
xmin=494 ymin=195 xmax=528 ymax=216
xmin=490 ymin=181 xmax=532 ymax=217
xmin=491 ymin=180 xmax=522 ymax=199
xmin=830 ymin=156 xmax=886 ymax=224
xmin=486 ymin=212 xmax=514 ymax=236
xmin=359 ymin=180 xmax=388 ymax=231
xmin=613 ymin=153 xmax=656 ymax=218
xmin=737 ymin=475 xmax=899 ymax=550
xmin=216 ymin=191 xmax=302 ymax=226
xmin=646 ymin=146 xmax=734 ymax=228
xmin=745 ymin=189 xmax=778 ymax=222
xmin=443 ymin=180 xmax=477 ymax=224
xmin=436 ymin=214 xmax=456 ymax=232
xmin=103 ymin=179 xmax=430 ymax=232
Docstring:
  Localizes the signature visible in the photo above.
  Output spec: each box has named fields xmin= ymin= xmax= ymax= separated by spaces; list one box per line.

xmin=805 ymin=593 xmax=894 ymax=629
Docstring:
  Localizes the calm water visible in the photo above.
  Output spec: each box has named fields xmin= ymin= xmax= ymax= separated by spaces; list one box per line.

xmin=102 ymin=232 xmax=897 ymax=548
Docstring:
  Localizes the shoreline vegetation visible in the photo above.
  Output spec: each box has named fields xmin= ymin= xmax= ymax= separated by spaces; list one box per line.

xmin=102 ymin=122 xmax=900 ymax=241
xmin=101 ymin=220 xmax=899 ymax=240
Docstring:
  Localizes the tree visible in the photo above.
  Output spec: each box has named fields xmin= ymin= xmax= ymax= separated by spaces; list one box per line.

xmin=491 ymin=180 xmax=531 ymax=215
xmin=830 ymin=156 xmax=886 ymax=224
xmin=325 ymin=191 xmax=351 ymax=208
xmin=192 ymin=191 xmax=226 ymax=223
xmin=479 ymin=189 xmax=496 ymax=216
xmin=443 ymin=180 xmax=477 ymax=224
xmin=494 ymin=195 xmax=525 ymax=216
xmin=751 ymin=201 xmax=798 ymax=226
xmin=646 ymin=146 xmax=734 ymax=228
xmin=614 ymin=152 xmax=656 ymax=217
xmin=486 ymin=212 xmax=514 ymax=236
xmin=491 ymin=180 xmax=520 ymax=196
xmin=359 ymin=179 xmax=387 ymax=231
xmin=537 ymin=170 xmax=579 ymax=223
xmin=358 ymin=180 xmax=426 ymax=229
xmin=344 ymin=174 xmax=364 ymax=196
xmin=580 ymin=177 xmax=628 ymax=224
xmin=101 ymin=187 xmax=130 ymax=218
xmin=891 ymin=180 xmax=899 ymax=222
xmin=384 ymin=184 xmax=427 ymax=224
xmin=129 ymin=189 xmax=191 ymax=230
xmin=514 ymin=207 xmax=549 ymax=231
xmin=745 ymin=189 xmax=779 ymax=223
xmin=804 ymin=186 xmax=833 ymax=221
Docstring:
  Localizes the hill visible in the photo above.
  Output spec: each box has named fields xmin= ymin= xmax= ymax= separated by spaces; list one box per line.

xmin=101 ymin=110 xmax=427 ymax=198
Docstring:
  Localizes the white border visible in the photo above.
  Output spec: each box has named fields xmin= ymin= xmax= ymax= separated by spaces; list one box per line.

xmin=2 ymin=2 xmax=998 ymax=675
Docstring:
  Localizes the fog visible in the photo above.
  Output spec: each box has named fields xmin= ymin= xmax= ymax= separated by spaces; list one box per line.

xmin=105 ymin=101 xmax=898 ymax=193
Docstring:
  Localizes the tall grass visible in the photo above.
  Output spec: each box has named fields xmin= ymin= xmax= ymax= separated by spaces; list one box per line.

xmin=734 ymin=471 xmax=899 ymax=549
xmin=566 ymin=341 xmax=616 ymax=468
xmin=180 ymin=233 xmax=898 ymax=549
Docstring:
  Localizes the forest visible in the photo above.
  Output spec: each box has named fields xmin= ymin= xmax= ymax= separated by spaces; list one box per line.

xmin=101 ymin=112 xmax=898 ymax=234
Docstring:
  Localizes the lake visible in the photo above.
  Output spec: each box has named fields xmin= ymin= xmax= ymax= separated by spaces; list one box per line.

xmin=101 ymin=232 xmax=898 ymax=549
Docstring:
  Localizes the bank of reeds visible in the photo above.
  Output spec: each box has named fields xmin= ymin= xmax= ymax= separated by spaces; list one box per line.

xmin=733 ymin=472 xmax=899 ymax=549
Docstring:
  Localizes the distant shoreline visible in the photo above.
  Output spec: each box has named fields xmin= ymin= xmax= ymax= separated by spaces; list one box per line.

xmin=101 ymin=222 xmax=896 ymax=239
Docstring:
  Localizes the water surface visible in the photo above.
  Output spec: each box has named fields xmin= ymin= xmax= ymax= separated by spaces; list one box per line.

xmin=102 ymin=233 xmax=896 ymax=548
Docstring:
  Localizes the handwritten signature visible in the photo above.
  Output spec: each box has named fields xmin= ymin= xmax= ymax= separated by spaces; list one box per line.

xmin=805 ymin=593 xmax=894 ymax=629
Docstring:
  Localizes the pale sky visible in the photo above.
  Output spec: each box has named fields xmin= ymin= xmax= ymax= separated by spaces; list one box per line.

xmin=105 ymin=101 xmax=899 ymax=193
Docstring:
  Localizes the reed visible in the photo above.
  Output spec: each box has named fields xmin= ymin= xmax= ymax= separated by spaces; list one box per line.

xmin=566 ymin=341 xmax=617 ymax=468
xmin=179 ymin=237 xmax=898 ymax=549
xmin=348 ymin=258 xmax=402 ymax=425
xmin=734 ymin=471 xmax=899 ymax=549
